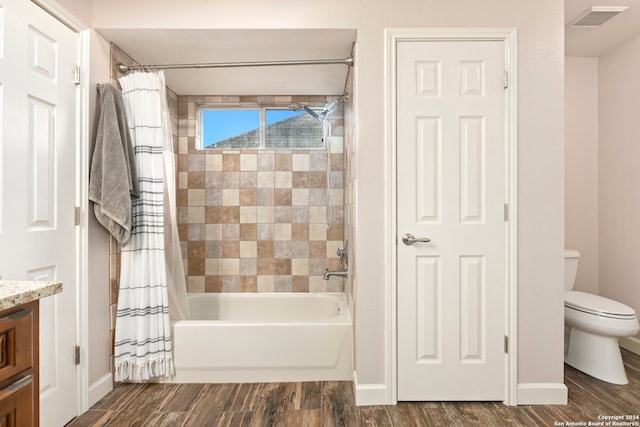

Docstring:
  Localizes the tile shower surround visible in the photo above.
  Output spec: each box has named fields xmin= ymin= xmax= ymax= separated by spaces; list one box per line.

xmin=177 ymin=96 xmax=345 ymax=293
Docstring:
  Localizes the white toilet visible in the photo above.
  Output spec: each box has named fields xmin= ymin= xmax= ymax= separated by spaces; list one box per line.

xmin=564 ymin=249 xmax=640 ymax=384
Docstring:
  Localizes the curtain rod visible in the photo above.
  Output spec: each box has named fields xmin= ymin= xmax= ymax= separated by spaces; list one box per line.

xmin=118 ymin=57 xmax=354 ymax=73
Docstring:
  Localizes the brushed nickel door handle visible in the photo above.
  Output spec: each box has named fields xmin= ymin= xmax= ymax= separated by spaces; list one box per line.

xmin=402 ymin=233 xmax=431 ymax=246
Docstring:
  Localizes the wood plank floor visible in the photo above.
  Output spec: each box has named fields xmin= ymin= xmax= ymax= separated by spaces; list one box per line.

xmin=68 ymin=349 xmax=640 ymax=426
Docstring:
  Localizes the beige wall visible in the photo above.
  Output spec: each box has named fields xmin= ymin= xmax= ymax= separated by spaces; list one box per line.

xmin=89 ymin=0 xmax=566 ymax=392
xmin=565 ymin=57 xmax=599 ymax=295
xmin=353 ymin=0 xmax=565 ymax=388
xmin=86 ymin=29 xmax=112 ymax=393
xmin=354 ymin=2 xmax=565 ymax=388
xmin=599 ymin=34 xmax=640 ymax=339
xmin=343 ymin=55 xmax=356 ymax=317
xmin=54 ymin=0 xmax=93 ymax=26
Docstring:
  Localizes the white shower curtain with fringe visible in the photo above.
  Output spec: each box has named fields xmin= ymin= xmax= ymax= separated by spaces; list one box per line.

xmin=115 ymin=71 xmax=188 ymax=382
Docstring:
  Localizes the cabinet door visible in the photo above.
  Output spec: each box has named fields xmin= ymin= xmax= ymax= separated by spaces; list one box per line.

xmin=0 ymin=375 xmax=34 ymax=427
xmin=0 ymin=310 xmax=33 ymax=384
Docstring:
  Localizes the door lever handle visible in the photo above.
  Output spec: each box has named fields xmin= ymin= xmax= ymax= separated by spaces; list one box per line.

xmin=402 ymin=233 xmax=431 ymax=246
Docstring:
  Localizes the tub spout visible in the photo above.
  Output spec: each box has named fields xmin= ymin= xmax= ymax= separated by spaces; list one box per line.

xmin=323 ymin=269 xmax=348 ymax=280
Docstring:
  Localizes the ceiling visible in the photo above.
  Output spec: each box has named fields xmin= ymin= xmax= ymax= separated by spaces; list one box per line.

xmin=565 ymin=0 xmax=640 ymax=56
xmin=98 ymin=3 xmax=640 ymax=95
xmin=97 ymin=28 xmax=356 ymax=96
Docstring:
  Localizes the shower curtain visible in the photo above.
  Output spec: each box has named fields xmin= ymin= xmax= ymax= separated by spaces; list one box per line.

xmin=114 ymin=71 xmax=188 ymax=382
xmin=158 ymin=78 xmax=190 ymax=322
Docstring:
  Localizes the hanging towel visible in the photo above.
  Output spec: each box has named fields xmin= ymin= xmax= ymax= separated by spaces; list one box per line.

xmin=89 ymin=83 xmax=139 ymax=245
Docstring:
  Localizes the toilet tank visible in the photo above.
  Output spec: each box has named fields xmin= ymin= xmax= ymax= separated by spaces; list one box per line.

xmin=564 ymin=249 xmax=580 ymax=291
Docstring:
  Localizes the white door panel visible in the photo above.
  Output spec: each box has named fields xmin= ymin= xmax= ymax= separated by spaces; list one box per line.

xmin=0 ymin=0 xmax=78 ymax=424
xmin=397 ymin=40 xmax=506 ymax=401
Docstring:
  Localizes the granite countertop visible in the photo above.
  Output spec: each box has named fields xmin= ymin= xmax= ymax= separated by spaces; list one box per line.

xmin=0 ymin=281 xmax=63 ymax=310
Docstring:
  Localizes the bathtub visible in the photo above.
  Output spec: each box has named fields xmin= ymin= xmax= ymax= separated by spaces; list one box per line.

xmin=168 ymin=292 xmax=353 ymax=383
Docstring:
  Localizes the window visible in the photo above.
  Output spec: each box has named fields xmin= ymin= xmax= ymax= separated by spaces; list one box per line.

xmin=200 ymin=106 xmax=324 ymax=150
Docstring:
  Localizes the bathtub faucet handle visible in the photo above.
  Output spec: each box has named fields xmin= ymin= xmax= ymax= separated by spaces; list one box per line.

xmin=336 ymin=240 xmax=348 ymax=266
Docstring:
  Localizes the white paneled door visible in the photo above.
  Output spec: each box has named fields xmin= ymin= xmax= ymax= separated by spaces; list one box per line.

xmin=0 ymin=0 xmax=78 ymax=424
xmin=397 ymin=40 xmax=506 ymax=401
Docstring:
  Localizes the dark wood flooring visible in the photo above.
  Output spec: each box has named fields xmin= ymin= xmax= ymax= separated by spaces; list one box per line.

xmin=68 ymin=349 xmax=640 ymax=426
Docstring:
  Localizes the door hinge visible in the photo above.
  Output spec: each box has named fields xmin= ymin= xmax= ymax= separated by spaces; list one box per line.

xmin=73 ymin=65 xmax=81 ymax=85
xmin=504 ymin=335 xmax=509 ymax=354
xmin=504 ymin=203 xmax=509 ymax=221
xmin=503 ymin=70 xmax=508 ymax=89
xmin=74 ymin=207 xmax=80 ymax=225
xmin=75 ymin=346 xmax=81 ymax=365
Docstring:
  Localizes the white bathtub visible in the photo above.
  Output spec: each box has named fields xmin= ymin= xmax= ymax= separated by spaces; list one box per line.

xmin=168 ymin=293 xmax=353 ymax=383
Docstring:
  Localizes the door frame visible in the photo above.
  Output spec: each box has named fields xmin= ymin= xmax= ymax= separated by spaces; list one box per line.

xmin=384 ymin=28 xmax=518 ymax=405
xmin=30 ymin=0 xmax=91 ymax=416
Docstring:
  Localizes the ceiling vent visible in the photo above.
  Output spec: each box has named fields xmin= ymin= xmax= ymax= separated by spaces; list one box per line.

xmin=569 ymin=6 xmax=629 ymax=27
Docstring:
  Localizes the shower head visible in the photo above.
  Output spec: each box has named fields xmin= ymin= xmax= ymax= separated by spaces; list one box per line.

xmin=290 ymin=94 xmax=349 ymax=122
xmin=289 ymin=103 xmax=320 ymax=120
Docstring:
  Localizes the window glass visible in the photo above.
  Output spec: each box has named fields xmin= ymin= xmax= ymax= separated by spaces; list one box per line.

xmin=202 ymin=109 xmax=260 ymax=149
xmin=265 ymin=109 xmax=324 ymax=149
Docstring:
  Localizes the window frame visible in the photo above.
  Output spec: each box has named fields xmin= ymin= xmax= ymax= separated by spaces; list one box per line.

xmin=197 ymin=104 xmax=325 ymax=151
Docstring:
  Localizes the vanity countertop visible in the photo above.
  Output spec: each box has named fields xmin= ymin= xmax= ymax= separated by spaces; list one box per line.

xmin=0 ymin=280 xmax=63 ymax=310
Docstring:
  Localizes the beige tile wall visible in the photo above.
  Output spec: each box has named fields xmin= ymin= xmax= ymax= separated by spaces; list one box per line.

xmin=343 ymin=66 xmax=356 ymax=314
xmin=177 ymin=96 xmax=345 ymax=293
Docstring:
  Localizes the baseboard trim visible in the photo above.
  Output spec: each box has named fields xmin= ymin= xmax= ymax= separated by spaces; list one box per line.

xmin=354 ymin=372 xmax=389 ymax=406
xmin=620 ymin=336 xmax=640 ymax=356
xmin=354 ymin=378 xmax=570 ymax=406
xmin=517 ymin=383 xmax=568 ymax=405
xmin=88 ymin=373 xmax=113 ymax=408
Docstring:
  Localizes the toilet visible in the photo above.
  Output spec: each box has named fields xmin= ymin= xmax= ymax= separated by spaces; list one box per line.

xmin=564 ymin=249 xmax=640 ymax=384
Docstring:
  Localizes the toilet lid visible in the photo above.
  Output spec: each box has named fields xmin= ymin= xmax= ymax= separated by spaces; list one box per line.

xmin=565 ymin=291 xmax=637 ymax=319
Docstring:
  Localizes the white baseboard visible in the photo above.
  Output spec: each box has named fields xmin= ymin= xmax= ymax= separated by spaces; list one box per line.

xmin=353 ymin=377 xmax=570 ymax=406
xmin=517 ymin=383 xmax=567 ymax=405
xmin=88 ymin=373 xmax=113 ymax=408
xmin=353 ymin=372 xmax=389 ymax=406
xmin=620 ymin=336 xmax=640 ymax=356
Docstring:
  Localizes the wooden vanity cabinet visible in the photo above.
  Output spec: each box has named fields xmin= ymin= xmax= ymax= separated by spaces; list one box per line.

xmin=0 ymin=301 xmax=39 ymax=427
